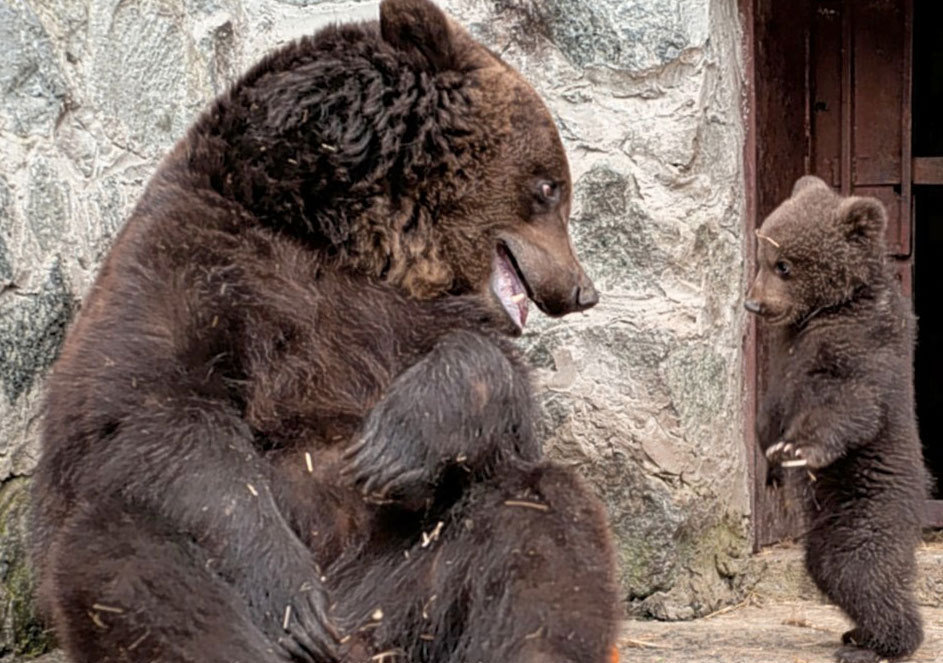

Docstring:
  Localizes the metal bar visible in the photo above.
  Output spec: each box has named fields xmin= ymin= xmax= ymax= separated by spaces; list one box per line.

xmin=803 ymin=6 xmax=812 ymax=174
xmin=841 ymin=0 xmax=853 ymax=194
xmin=913 ymin=157 xmax=943 ymax=185
xmin=902 ymin=0 xmax=914 ymax=255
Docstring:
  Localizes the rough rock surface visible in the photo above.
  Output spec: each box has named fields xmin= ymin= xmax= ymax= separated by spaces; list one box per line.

xmin=0 ymin=0 xmax=749 ymax=653
xmin=455 ymin=0 xmax=750 ymax=619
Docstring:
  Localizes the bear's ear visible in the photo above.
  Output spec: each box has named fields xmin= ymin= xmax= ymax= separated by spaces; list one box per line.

xmin=380 ymin=0 xmax=457 ymax=72
xmin=791 ymin=175 xmax=831 ymax=197
xmin=838 ymin=196 xmax=887 ymax=246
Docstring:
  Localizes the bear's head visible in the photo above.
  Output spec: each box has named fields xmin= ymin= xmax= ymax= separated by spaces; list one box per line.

xmin=371 ymin=0 xmax=599 ymax=332
xmin=744 ymin=175 xmax=888 ymax=327
xmin=191 ymin=0 xmax=596 ymax=336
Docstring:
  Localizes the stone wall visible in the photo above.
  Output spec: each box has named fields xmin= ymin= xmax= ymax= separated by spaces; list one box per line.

xmin=0 ymin=0 xmax=750 ymax=654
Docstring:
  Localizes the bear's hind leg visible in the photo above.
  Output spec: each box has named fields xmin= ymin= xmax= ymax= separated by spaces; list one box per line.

xmin=455 ymin=464 xmax=619 ymax=663
xmin=806 ymin=530 xmax=922 ymax=662
xmin=831 ymin=597 xmax=922 ymax=663
xmin=44 ymin=500 xmax=291 ymax=663
xmin=331 ymin=462 xmax=619 ymax=663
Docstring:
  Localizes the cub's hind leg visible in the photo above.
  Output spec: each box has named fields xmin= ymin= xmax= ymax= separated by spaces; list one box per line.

xmin=806 ymin=519 xmax=922 ymax=662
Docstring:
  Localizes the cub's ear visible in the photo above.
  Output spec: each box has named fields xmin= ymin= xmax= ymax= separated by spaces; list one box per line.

xmin=380 ymin=0 xmax=456 ymax=71
xmin=838 ymin=196 xmax=887 ymax=246
xmin=791 ymin=175 xmax=831 ymax=197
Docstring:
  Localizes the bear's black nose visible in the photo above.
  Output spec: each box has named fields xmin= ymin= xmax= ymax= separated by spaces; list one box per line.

xmin=744 ymin=299 xmax=763 ymax=314
xmin=575 ymin=282 xmax=599 ymax=311
xmin=572 ymin=274 xmax=599 ymax=312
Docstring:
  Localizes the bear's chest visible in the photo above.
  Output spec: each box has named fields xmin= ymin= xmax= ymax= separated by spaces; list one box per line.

xmin=269 ymin=441 xmax=375 ymax=564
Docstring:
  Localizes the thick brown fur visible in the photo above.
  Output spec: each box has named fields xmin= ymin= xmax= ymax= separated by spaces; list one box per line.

xmin=331 ymin=464 xmax=617 ymax=663
xmin=30 ymin=1 xmax=617 ymax=662
xmin=747 ymin=175 xmax=928 ymax=663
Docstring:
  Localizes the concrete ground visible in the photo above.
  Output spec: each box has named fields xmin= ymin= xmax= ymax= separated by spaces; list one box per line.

xmin=22 ymin=604 xmax=943 ymax=663
xmin=614 ymin=541 xmax=943 ymax=663
xmin=619 ymin=601 xmax=943 ymax=663
xmin=17 ymin=543 xmax=943 ymax=663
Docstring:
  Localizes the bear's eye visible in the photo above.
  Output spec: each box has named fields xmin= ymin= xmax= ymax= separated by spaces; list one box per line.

xmin=774 ymin=260 xmax=791 ymax=278
xmin=536 ymin=180 xmax=560 ymax=206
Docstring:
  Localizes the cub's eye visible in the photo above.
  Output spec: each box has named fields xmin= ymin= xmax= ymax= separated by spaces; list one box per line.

xmin=774 ymin=260 xmax=791 ymax=277
xmin=536 ymin=180 xmax=560 ymax=205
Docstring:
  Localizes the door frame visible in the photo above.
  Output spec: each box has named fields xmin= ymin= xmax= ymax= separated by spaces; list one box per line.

xmin=740 ymin=0 xmax=943 ymax=550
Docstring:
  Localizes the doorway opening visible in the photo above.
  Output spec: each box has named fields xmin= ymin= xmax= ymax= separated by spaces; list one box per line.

xmin=913 ymin=0 xmax=943 ymax=499
xmin=746 ymin=0 xmax=943 ymax=547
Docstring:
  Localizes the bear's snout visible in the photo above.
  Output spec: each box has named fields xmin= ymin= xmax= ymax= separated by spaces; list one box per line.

xmin=744 ymin=299 xmax=763 ymax=314
xmin=573 ymin=273 xmax=599 ymax=312
xmin=535 ymin=268 xmax=598 ymax=317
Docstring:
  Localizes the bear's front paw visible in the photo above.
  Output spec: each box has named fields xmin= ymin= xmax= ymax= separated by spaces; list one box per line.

xmin=765 ymin=439 xmax=835 ymax=469
xmin=341 ymin=403 xmax=439 ymax=508
xmin=276 ymin=581 xmax=341 ymax=663
xmin=764 ymin=439 xmax=833 ymax=468
xmin=245 ymin=555 xmax=341 ymax=663
xmin=779 ymin=410 xmax=846 ymax=468
xmin=765 ymin=440 xmax=808 ymax=467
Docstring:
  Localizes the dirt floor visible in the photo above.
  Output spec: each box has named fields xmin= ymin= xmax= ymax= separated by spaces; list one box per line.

xmin=20 ymin=545 xmax=942 ymax=662
xmin=618 ymin=601 xmax=943 ymax=663
xmin=20 ymin=601 xmax=943 ymax=663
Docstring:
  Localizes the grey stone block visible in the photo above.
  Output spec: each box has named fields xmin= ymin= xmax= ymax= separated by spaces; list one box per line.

xmin=495 ymin=0 xmax=709 ymax=73
xmin=0 ymin=1 xmax=67 ymax=138
xmin=0 ymin=261 xmax=75 ymax=404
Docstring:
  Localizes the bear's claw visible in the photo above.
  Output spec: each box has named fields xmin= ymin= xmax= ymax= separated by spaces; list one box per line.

xmin=766 ymin=440 xmax=809 ymax=467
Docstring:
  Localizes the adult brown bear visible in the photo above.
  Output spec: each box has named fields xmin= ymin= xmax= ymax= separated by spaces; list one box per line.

xmin=30 ymin=1 xmax=619 ymax=662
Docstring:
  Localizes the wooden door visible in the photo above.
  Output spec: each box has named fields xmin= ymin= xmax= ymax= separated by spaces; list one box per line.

xmin=745 ymin=0 xmax=943 ymax=548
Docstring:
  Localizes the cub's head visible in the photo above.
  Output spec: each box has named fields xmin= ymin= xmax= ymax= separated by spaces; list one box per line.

xmin=744 ymin=175 xmax=888 ymax=326
xmin=376 ymin=0 xmax=597 ymax=333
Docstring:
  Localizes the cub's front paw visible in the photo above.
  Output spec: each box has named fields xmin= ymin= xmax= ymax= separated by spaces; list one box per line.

xmin=765 ymin=440 xmax=808 ymax=467
xmin=764 ymin=440 xmax=834 ymax=469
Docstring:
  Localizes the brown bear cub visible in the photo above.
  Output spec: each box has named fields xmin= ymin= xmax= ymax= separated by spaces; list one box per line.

xmin=746 ymin=175 xmax=928 ymax=663
xmin=30 ymin=1 xmax=619 ymax=662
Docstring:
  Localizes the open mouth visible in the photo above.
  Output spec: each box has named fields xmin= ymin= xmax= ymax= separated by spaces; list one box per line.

xmin=491 ymin=243 xmax=531 ymax=331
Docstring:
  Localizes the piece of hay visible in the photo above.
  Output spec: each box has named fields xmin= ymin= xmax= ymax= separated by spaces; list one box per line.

xmin=755 ymin=228 xmax=781 ymax=248
xmin=421 ymin=522 xmax=444 ymax=548
xmin=92 ymin=603 xmax=124 ymax=614
xmin=503 ymin=499 xmax=549 ymax=512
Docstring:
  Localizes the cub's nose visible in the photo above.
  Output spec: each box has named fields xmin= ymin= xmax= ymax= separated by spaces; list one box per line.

xmin=574 ymin=275 xmax=599 ymax=312
xmin=744 ymin=299 xmax=763 ymax=314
